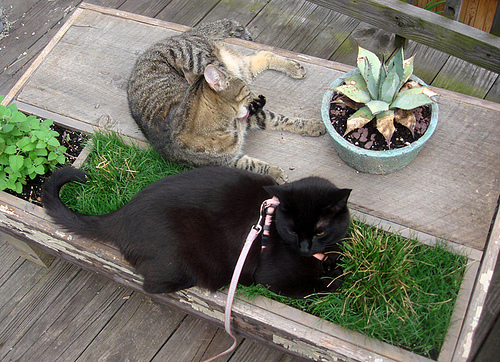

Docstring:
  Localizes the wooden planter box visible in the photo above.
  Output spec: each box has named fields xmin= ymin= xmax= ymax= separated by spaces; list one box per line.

xmin=1 ymin=3 xmax=499 ymax=361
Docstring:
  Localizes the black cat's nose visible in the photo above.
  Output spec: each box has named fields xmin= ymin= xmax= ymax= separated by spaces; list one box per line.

xmin=299 ymin=240 xmax=312 ymax=255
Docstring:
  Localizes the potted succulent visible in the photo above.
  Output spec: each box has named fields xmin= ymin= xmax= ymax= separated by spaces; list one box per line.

xmin=321 ymin=46 xmax=439 ymax=174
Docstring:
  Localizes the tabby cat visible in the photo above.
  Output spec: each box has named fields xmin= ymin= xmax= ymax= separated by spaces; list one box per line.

xmin=127 ymin=19 xmax=326 ymax=184
xmin=43 ymin=166 xmax=351 ymax=298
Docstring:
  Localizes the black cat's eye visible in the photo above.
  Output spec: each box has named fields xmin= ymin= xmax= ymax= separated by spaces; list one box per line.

xmin=315 ymin=231 xmax=326 ymax=237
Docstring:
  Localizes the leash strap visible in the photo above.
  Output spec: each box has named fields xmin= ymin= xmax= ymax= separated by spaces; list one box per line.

xmin=204 ymin=197 xmax=280 ymax=361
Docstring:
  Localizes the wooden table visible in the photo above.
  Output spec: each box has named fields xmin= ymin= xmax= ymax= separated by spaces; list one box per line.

xmin=1 ymin=3 xmax=499 ymax=361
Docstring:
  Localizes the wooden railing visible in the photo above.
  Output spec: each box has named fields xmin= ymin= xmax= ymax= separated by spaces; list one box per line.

xmin=307 ymin=0 xmax=500 ymax=73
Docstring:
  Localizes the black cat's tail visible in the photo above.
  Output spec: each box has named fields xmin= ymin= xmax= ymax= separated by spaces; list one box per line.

xmin=42 ymin=166 xmax=105 ymax=241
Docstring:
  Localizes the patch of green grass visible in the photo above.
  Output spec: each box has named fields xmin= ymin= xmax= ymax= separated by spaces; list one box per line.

xmin=62 ymin=131 xmax=467 ymax=359
xmin=239 ymin=220 xmax=468 ymax=359
xmin=60 ymin=131 xmax=189 ymax=213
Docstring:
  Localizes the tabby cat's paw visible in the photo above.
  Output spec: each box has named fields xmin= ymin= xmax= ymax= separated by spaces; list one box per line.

xmin=287 ymin=60 xmax=307 ymax=79
xmin=249 ymin=95 xmax=266 ymax=115
xmin=229 ymin=25 xmax=253 ymax=41
xmin=268 ymin=165 xmax=288 ymax=185
xmin=299 ymin=119 xmax=327 ymax=137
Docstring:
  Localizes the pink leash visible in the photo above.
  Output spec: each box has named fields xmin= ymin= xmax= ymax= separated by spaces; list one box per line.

xmin=204 ymin=196 xmax=280 ymax=361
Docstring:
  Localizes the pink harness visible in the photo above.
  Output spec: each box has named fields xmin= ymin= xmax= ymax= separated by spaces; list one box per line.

xmin=205 ymin=197 xmax=328 ymax=361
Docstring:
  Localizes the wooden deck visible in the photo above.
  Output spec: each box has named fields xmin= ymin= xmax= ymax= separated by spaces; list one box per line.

xmin=0 ymin=0 xmax=499 ymax=361
xmin=0 ymin=238 xmax=304 ymax=361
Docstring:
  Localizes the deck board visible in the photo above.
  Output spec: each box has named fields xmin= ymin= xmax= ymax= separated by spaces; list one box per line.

xmin=0 ymin=0 xmax=82 ymax=96
xmin=152 ymin=315 xmax=232 ymax=362
xmin=75 ymin=292 xmax=186 ymax=361
xmin=14 ymin=271 xmax=127 ymax=361
xmin=433 ymin=57 xmax=499 ymax=99
xmin=156 ymin=0 xmax=221 ymax=26
xmin=0 ymin=259 xmax=80 ymax=360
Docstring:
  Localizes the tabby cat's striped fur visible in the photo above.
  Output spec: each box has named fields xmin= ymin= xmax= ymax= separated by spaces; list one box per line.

xmin=127 ymin=20 xmax=325 ymax=183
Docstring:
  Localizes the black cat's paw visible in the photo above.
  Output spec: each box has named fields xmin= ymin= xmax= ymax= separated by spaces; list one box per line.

xmin=249 ymin=95 xmax=266 ymax=115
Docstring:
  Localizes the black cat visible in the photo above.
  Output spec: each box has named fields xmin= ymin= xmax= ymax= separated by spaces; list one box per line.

xmin=43 ymin=166 xmax=351 ymax=298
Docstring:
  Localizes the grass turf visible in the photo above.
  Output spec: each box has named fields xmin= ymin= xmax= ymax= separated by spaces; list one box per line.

xmin=60 ymin=131 xmax=189 ymax=213
xmin=61 ymin=131 xmax=468 ymax=359
xmin=239 ymin=220 xmax=467 ymax=359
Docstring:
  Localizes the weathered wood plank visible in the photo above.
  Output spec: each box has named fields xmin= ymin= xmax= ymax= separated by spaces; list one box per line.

xmin=0 ymin=237 xmax=23 ymax=278
xmin=485 ymin=69 xmax=500 ymax=102
xmin=1 ymin=263 xmax=98 ymax=360
xmin=152 ymin=315 xmax=234 ymax=361
xmin=198 ymin=0 xmax=271 ymax=26
xmin=1 ymin=231 xmax=55 ymax=267
xmin=0 ymin=0 xmax=82 ymax=95
xmin=118 ymin=0 xmax=173 ymax=18
xmin=0 ymin=259 xmax=47 ymax=322
xmin=298 ymin=10 xmax=360 ymax=60
xmin=0 ymin=265 xmax=134 ymax=361
xmin=306 ymin=0 xmax=500 ymax=73
xmin=230 ymin=338 xmax=303 ymax=362
xmin=454 ymin=209 xmax=500 ymax=360
xmin=438 ymin=259 xmax=480 ymax=361
xmin=199 ymin=328 xmax=244 ymax=362
xmin=403 ymin=40 xmax=452 ymax=87
xmin=0 ymin=5 xmax=85 ymax=106
xmin=0 ymin=259 xmax=80 ymax=360
xmin=472 ymin=313 xmax=500 ymax=361
xmin=247 ymin=0 xmax=360 ymax=60
xmin=76 ymin=292 xmax=187 ymax=361
xmin=468 ymin=246 xmax=500 ymax=360
xmin=432 ymin=56 xmax=499 ymax=99
xmin=0 ymin=4 xmax=496 ymax=361
xmin=320 ymin=17 xmax=499 ymax=104
xmin=155 ymin=0 xmax=221 ymax=26
xmin=246 ymin=0 xmax=321 ymax=48
xmin=8 ymin=270 xmax=127 ymax=361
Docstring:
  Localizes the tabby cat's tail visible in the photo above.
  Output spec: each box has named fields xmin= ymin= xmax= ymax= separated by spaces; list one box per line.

xmin=43 ymin=166 xmax=105 ymax=241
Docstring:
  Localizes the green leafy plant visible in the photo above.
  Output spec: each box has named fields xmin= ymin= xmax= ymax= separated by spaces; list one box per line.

xmin=335 ymin=46 xmax=438 ymax=145
xmin=0 ymin=98 xmax=67 ymax=193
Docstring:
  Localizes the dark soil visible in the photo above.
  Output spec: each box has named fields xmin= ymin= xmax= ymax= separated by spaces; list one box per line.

xmin=329 ymin=92 xmax=431 ymax=151
xmin=3 ymin=124 xmax=87 ymax=206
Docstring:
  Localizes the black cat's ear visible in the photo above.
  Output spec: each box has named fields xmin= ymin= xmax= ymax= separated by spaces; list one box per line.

xmin=336 ymin=188 xmax=352 ymax=208
xmin=263 ymin=184 xmax=291 ymax=200
xmin=326 ymin=188 xmax=352 ymax=214
xmin=204 ymin=65 xmax=227 ymax=91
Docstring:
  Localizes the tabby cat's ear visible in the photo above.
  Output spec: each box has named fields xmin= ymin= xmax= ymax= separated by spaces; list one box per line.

xmin=204 ymin=65 xmax=227 ymax=91
xmin=182 ymin=67 xmax=198 ymax=86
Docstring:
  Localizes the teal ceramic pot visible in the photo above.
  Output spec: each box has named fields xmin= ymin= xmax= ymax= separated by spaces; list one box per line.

xmin=321 ymin=69 xmax=439 ymax=174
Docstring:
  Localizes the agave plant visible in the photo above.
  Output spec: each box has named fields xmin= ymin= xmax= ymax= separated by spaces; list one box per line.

xmin=335 ymin=46 xmax=438 ymax=145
